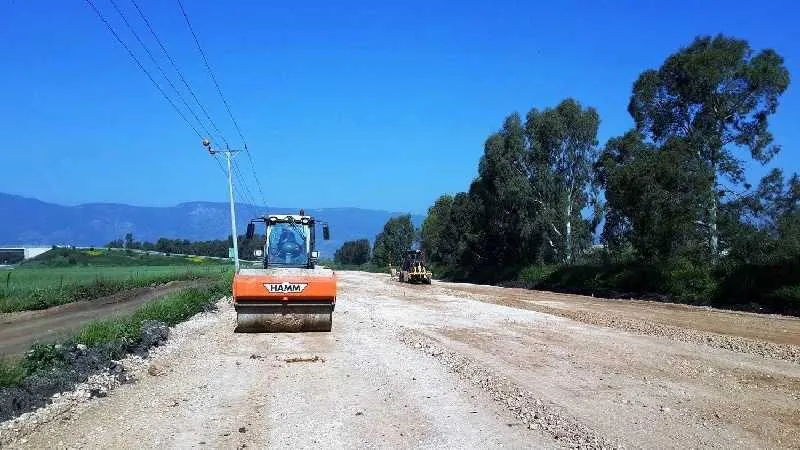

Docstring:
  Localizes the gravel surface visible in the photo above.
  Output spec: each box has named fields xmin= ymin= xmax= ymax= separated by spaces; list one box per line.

xmin=2 ymin=271 xmax=799 ymax=448
xmin=433 ymin=282 xmax=800 ymax=364
xmin=398 ymin=329 xmax=617 ymax=448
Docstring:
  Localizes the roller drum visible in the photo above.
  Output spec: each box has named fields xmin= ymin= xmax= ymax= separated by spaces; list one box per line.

xmin=234 ymin=302 xmax=333 ymax=332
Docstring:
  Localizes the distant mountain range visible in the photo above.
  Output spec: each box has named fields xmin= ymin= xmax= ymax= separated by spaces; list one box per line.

xmin=0 ymin=193 xmax=423 ymax=257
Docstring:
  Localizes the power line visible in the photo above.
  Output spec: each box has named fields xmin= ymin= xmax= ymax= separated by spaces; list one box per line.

xmin=214 ymin=154 xmax=258 ymax=228
xmin=85 ymin=0 xmax=203 ymax=139
xmin=242 ymin=148 xmax=268 ymax=210
xmin=176 ymin=0 xmax=246 ymax=148
xmin=176 ymin=0 xmax=269 ymax=210
xmin=211 ymin=153 xmax=228 ymax=178
xmin=128 ymin=0 xmax=231 ymax=149
xmin=106 ymin=0 xmax=215 ymax=143
xmin=231 ymin=159 xmax=256 ymax=202
xmin=212 ymin=152 xmax=259 ymax=227
xmin=232 ymin=158 xmax=262 ymax=217
xmin=88 ymin=0 xmax=256 ymax=249
xmin=88 ymin=0 xmax=227 ymax=182
xmin=234 ymin=149 xmax=268 ymax=211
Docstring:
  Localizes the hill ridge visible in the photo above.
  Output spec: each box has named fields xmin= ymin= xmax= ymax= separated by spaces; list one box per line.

xmin=0 ymin=192 xmax=422 ymax=256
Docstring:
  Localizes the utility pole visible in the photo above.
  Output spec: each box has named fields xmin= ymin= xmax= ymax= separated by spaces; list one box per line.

xmin=203 ymin=139 xmax=242 ymax=272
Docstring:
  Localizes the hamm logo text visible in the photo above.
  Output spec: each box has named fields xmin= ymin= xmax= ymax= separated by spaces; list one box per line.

xmin=264 ymin=282 xmax=308 ymax=293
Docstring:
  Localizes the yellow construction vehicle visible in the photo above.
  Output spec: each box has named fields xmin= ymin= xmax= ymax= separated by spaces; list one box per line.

xmin=398 ymin=250 xmax=432 ymax=284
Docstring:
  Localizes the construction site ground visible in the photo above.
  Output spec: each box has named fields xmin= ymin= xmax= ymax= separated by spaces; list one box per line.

xmin=2 ymin=271 xmax=799 ymax=448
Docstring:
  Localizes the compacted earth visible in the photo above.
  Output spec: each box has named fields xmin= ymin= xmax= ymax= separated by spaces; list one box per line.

xmin=2 ymin=271 xmax=799 ymax=448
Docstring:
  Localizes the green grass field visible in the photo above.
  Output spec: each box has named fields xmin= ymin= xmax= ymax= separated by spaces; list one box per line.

xmin=0 ymin=248 xmax=232 ymax=313
xmin=21 ymin=247 xmax=228 ymax=268
xmin=1 ymin=265 xmax=224 ymax=292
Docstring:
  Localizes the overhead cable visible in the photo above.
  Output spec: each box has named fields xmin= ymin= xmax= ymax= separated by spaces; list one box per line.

xmin=85 ymin=0 xmax=203 ymax=139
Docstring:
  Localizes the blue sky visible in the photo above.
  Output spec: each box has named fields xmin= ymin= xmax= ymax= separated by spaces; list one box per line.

xmin=0 ymin=0 xmax=798 ymax=214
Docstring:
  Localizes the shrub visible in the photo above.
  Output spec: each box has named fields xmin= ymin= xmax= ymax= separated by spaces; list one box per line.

xmin=20 ymin=343 xmax=68 ymax=374
xmin=664 ymin=257 xmax=717 ymax=304
xmin=714 ymin=255 xmax=800 ymax=314
xmin=518 ymin=265 xmax=558 ymax=286
xmin=768 ymin=285 xmax=800 ymax=314
xmin=0 ymin=360 xmax=25 ymax=387
xmin=508 ymin=256 xmax=798 ymax=315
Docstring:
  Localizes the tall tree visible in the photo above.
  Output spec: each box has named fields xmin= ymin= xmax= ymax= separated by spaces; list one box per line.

xmin=629 ymin=35 xmax=790 ymax=259
xmin=372 ymin=215 xmax=416 ymax=267
xmin=525 ymin=98 xmax=600 ymax=264
xmin=334 ymin=239 xmax=371 ymax=265
xmin=420 ymin=194 xmax=453 ymax=263
xmin=594 ymin=130 xmax=650 ymax=253
xmin=475 ymin=113 xmax=534 ymax=268
xmin=599 ymin=134 xmax=711 ymax=262
xmin=433 ymin=190 xmax=485 ymax=277
xmin=722 ymin=169 xmax=800 ymax=263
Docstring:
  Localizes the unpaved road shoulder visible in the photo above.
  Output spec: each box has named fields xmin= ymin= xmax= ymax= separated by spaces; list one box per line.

xmin=0 ymin=279 xmax=211 ymax=357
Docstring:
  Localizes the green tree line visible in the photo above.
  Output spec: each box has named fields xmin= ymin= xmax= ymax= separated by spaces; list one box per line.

xmin=107 ymin=233 xmax=266 ymax=260
xmin=332 ymin=215 xmax=417 ymax=268
xmin=334 ymin=239 xmax=371 ymax=265
xmin=421 ymin=35 xmax=799 ymax=314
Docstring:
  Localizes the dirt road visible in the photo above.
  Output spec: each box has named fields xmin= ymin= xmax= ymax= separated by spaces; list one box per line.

xmin=0 ymin=280 xmax=211 ymax=358
xmin=4 ymin=271 xmax=800 ymax=448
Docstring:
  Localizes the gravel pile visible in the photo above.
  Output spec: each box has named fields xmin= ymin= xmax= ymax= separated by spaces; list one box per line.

xmin=519 ymin=304 xmax=800 ymax=364
xmin=399 ymin=328 xmax=619 ymax=449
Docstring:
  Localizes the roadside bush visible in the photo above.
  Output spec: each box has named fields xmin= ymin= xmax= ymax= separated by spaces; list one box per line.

xmin=663 ymin=257 xmax=717 ymax=304
xmin=20 ymin=344 xmax=67 ymax=374
xmin=517 ymin=265 xmax=558 ymax=286
xmin=429 ymin=263 xmax=471 ymax=282
xmin=714 ymin=255 xmax=800 ymax=314
xmin=528 ymin=262 xmax=664 ymax=297
xmin=0 ymin=360 xmax=25 ymax=387
xmin=504 ymin=255 xmax=800 ymax=315
xmin=768 ymin=285 xmax=800 ymax=314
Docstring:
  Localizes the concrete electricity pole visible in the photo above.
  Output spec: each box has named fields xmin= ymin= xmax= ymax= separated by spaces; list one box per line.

xmin=203 ymin=139 xmax=241 ymax=272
